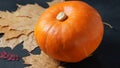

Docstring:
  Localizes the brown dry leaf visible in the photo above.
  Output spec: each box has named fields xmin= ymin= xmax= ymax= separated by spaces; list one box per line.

xmin=23 ymin=51 xmax=64 ymax=68
xmin=0 ymin=4 xmax=42 ymax=31
xmin=0 ymin=4 xmax=42 ymax=51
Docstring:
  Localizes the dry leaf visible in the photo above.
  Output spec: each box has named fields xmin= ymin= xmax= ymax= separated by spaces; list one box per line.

xmin=23 ymin=51 xmax=64 ymax=68
xmin=0 ymin=4 xmax=42 ymax=51
xmin=0 ymin=4 xmax=39 ymax=50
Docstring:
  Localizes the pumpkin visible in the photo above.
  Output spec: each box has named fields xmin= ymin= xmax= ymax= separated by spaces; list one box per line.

xmin=34 ymin=1 xmax=104 ymax=62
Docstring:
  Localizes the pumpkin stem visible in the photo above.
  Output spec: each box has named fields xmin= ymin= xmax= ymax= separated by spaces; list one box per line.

xmin=103 ymin=22 xmax=113 ymax=29
xmin=56 ymin=12 xmax=67 ymax=21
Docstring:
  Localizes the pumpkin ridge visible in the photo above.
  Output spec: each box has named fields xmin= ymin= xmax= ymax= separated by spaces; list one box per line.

xmin=60 ymin=23 xmax=74 ymax=61
xmin=44 ymin=21 xmax=60 ymax=55
xmin=60 ymin=21 xmax=76 ymax=62
xmin=44 ymin=22 xmax=57 ymax=54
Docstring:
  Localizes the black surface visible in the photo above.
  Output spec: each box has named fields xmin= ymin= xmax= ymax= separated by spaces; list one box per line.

xmin=0 ymin=0 xmax=120 ymax=68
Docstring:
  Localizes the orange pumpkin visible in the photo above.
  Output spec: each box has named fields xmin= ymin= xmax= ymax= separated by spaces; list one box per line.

xmin=34 ymin=1 xmax=104 ymax=62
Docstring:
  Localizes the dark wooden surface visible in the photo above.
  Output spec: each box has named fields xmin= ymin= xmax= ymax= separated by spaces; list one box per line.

xmin=0 ymin=0 xmax=120 ymax=68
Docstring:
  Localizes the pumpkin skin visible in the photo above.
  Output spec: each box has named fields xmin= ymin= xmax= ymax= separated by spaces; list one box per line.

xmin=34 ymin=1 xmax=104 ymax=62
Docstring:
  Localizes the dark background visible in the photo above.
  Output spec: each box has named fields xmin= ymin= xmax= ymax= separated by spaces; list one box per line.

xmin=0 ymin=0 xmax=120 ymax=68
